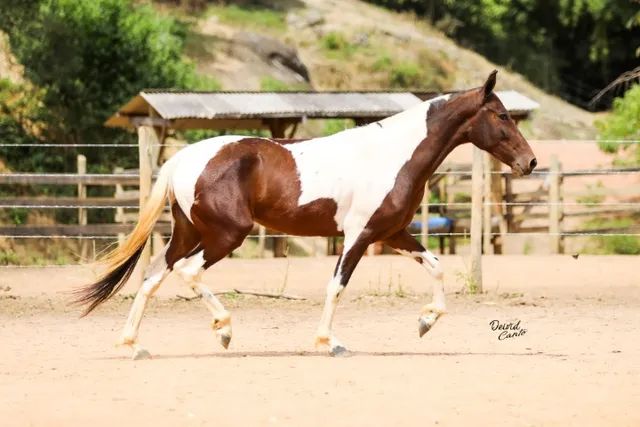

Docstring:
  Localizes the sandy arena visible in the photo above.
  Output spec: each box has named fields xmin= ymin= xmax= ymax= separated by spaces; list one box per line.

xmin=1 ymin=254 xmax=639 ymax=426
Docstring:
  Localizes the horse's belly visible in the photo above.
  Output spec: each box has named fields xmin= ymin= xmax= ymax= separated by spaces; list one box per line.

xmin=253 ymin=196 xmax=343 ymax=237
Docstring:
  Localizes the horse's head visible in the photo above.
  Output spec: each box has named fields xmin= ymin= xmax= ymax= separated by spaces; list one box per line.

xmin=463 ymin=71 xmax=537 ymax=176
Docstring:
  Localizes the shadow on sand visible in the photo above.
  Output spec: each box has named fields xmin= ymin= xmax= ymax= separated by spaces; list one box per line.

xmin=98 ymin=350 xmax=567 ymax=361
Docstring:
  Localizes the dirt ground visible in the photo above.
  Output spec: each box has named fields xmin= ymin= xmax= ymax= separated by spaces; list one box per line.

xmin=1 ymin=255 xmax=639 ymax=426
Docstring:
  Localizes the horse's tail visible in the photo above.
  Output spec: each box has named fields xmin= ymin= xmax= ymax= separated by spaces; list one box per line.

xmin=73 ymin=157 xmax=177 ymax=316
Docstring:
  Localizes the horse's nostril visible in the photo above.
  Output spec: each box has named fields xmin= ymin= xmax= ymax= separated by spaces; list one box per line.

xmin=529 ymin=158 xmax=537 ymax=170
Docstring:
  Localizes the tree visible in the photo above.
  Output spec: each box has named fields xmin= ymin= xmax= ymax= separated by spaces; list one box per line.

xmin=0 ymin=0 xmax=212 ymax=169
xmin=596 ymin=84 xmax=640 ymax=165
xmin=363 ymin=0 xmax=640 ymax=110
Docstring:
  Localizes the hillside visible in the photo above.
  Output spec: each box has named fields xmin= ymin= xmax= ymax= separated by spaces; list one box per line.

xmin=0 ymin=0 xmax=597 ymax=140
xmin=180 ymin=0 xmax=597 ymax=139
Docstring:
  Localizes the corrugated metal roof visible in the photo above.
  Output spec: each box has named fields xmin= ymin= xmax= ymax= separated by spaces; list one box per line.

xmin=496 ymin=90 xmax=540 ymax=114
xmin=106 ymin=90 xmax=539 ymax=129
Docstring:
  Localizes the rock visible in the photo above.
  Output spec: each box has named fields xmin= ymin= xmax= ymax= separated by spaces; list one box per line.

xmin=286 ymin=9 xmax=324 ymax=29
xmin=234 ymin=32 xmax=310 ymax=82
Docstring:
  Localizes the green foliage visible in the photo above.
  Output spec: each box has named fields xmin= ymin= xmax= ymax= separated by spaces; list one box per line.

xmin=364 ymin=0 xmax=640 ymax=109
xmin=370 ymin=50 xmax=453 ymax=91
xmin=7 ymin=208 xmax=28 ymax=225
xmin=584 ymin=217 xmax=640 ymax=255
xmin=596 ymin=85 xmax=640 ymax=164
xmin=0 ymin=249 xmax=19 ymax=265
xmin=372 ymin=53 xmax=393 ymax=71
xmin=389 ymin=62 xmax=422 ymax=88
xmin=0 ymin=0 xmax=211 ymax=170
xmin=259 ymin=76 xmax=306 ymax=91
xmin=207 ymin=4 xmax=285 ymax=32
xmin=321 ymin=32 xmax=357 ymax=59
xmin=322 ymin=119 xmax=354 ymax=136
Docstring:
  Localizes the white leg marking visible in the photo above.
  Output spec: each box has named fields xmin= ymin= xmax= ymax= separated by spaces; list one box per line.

xmin=398 ymin=249 xmax=446 ymax=337
xmin=174 ymin=251 xmax=232 ymax=348
xmin=119 ymin=245 xmax=170 ymax=350
xmin=315 ymin=231 xmax=363 ymax=355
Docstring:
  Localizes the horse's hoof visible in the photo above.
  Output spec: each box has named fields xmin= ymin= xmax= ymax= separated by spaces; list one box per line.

xmin=330 ymin=345 xmax=350 ymax=357
xmin=132 ymin=347 xmax=151 ymax=360
xmin=218 ymin=333 xmax=231 ymax=349
xmin=418 ymin=317 xmax=432 ymax=337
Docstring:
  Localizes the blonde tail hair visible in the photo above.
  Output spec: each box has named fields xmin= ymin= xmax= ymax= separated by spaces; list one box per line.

xmin=73 ymin=158 xmax=176 ymax=316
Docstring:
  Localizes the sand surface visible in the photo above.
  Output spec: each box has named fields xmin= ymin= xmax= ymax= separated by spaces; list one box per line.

xmin=1 ymin=255 xmax=639 ymax=426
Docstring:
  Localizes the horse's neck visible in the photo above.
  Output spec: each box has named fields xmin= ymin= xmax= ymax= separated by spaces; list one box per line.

xmin=403 ymin=97 xmax=475 ymax=187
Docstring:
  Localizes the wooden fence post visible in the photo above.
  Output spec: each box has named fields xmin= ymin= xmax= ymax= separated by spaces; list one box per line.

xmin=77 ymin=155 xmax=88 ymax=260
xmin=549 ymin=155 xmax=563 ymax=254
xmin=504 ymin=174 xmax=514 ymax=233
xmin=470 ymin=146 xmax=484 ymax=293
xmin=482 ymin=152 xmax=492 ymax=255
xmin=420 ymin=185 xmax=430 ymax=249
xmin=258 ymin=225 xmax=266 ymax=258
xmin=491 ymin=158 xmax=507 ymax=254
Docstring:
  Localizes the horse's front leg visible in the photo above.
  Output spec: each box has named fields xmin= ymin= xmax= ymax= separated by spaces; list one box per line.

xmin=385 ymin=229 xmax=446 ymax=337
xmin=315 ymin=230 xmax=371 ymax=356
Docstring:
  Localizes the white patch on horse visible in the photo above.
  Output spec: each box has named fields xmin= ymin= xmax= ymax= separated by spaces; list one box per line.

xmin=285 ymin=95 xmax=451 ymax=232
xmin=171 ymin=135 xmax=247 ymax=222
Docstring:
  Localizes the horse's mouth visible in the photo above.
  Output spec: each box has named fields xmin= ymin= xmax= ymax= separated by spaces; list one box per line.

xmin=511 ymin=164 xmax=525 ymax=177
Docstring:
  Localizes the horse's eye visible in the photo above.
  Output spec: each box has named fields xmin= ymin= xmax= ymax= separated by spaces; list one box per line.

xmin=498 ymin=113 xmax=509 ymax=121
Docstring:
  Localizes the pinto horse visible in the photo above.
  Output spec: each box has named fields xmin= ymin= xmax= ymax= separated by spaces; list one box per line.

xmin=75 ymin=71 xmax=536 ymax=358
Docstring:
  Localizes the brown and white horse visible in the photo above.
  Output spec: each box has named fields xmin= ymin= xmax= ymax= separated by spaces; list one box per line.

xmin=75 ymin=71 xmax=536 ymax=358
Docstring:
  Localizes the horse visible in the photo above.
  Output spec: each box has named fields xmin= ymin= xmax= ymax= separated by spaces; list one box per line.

xmin=74 ymin=70 xmax=537 ymax=358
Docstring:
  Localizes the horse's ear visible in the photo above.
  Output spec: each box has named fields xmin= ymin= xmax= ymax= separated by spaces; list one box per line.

xmin=482 ymin=70 xmax=498 ymax=103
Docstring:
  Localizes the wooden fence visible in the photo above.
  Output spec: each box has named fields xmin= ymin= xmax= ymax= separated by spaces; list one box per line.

xmin=1 ymin=151 xmax=639 ymax=291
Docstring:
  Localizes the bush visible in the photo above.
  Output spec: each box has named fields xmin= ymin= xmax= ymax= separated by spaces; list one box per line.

xmin=208 ymin=4 xmax=286 ymax=32
xmin=0 ymin=0 xmax=211 ymax=170
xmin=321 ymin=32 xmax=357 ymax=59
xmin=389 ymin=62 xmax=422 ymax=88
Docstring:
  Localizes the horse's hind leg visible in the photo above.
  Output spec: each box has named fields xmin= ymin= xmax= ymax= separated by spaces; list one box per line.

xmin=173 ymin=214 xmax=253 ymax=350
xmin=173 ymin=251 xmax=234 ymax=349
xmin=118 ymin=243 xmax=170 ymax=359
xmin=119 ymin=202 xmax=200 ymax=359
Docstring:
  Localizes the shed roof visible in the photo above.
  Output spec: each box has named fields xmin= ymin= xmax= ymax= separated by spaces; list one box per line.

xmin=105 ymin=90 xmax=539 ymax=130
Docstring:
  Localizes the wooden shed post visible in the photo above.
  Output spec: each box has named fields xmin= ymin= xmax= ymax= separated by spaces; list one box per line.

xmin=268 ymin=119 xmax=289 ymax=258
xmin=470 ymin=146 xmax=484 ymax=293
xmin=137 ymin=125 xmax=156 ymax=275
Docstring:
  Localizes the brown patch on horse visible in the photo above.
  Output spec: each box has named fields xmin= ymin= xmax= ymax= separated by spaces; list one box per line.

xmin=165 ymin=202 xmax=202 ymax=269
xmin=189 ymin=138 xmax=342 ymax=265
xmin=271 ymin=138 xmax=309 ymax=145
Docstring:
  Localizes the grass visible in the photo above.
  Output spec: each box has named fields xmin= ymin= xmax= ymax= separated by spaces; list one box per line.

xmin=576 ymin=182 xmax=605 ymax=205
xmin=320 ymin=32 xmax=358 ymax=60
xmin=259 ymin=76 xmax=307 ymax=92
xmin=207 ymin=5 xmax=286 ymax=32
xmin=368 ymin=49 xmax=455 ymax=90
xmin=322 ymin=119 xmax=354 ymax=136
xmin=582 ymin=217 xmax=640 ymax=255
xmin=389 ymin=62 xmax=423 ymax=88
xmin=455 ymin=264 xmax=482 ymax=294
